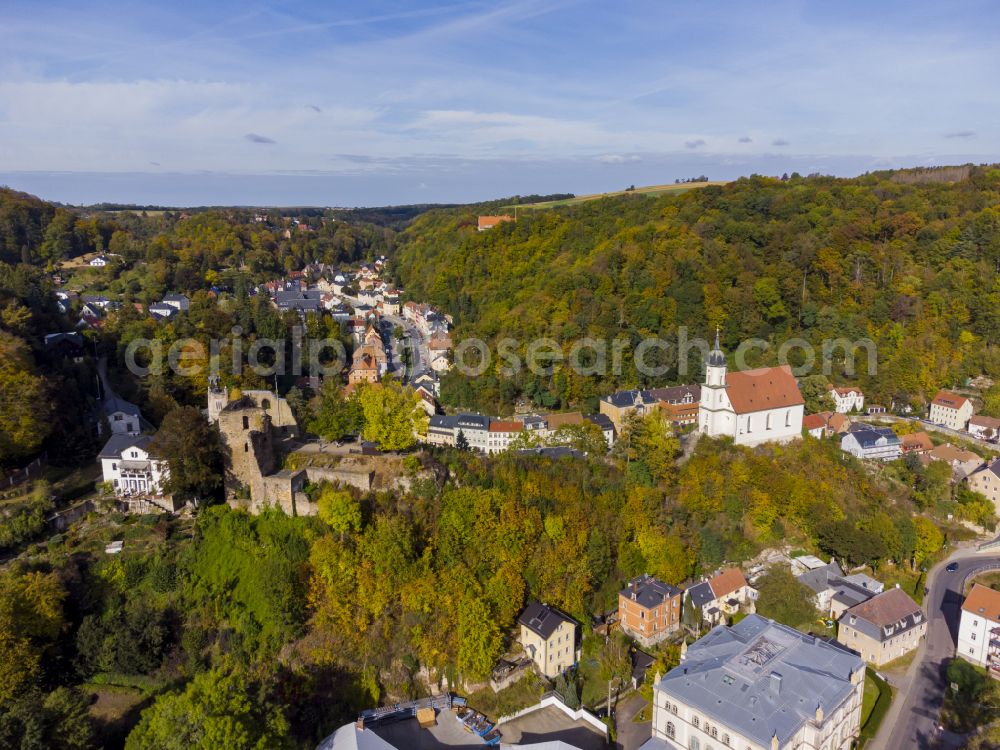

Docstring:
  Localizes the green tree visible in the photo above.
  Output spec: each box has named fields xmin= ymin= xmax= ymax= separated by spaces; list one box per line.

xmin=912 ymin=517 xmax=944 ymax=568
xmin=358 ymin=381 xmax=428 ymax=451
xmin=799 ymin=375 xmax=836 ymax=414
xmin=754 ymin=565 xmax=817 ymax=628
xmin=125 ymin=668 xmax=293 ymax=750
xmin=307 ymin=381 xmax=363 ymax=441
xmin=148 ymin=406 xmax=223 ymax=501
xmin=0 ymin=332 xmax=51 ymax=464
xmin=317 ymin=484 xmax=362 ymax=540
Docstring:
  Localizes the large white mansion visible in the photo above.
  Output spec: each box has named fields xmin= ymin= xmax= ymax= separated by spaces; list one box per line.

xmin=698 ymin=333 xmax=804 ymax=446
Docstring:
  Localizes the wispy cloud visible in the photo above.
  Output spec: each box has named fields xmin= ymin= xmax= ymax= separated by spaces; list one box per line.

xmin=685 ymin=139 xmax=706 ymax=149
xmin=772 ymin=139 xmax=790 ymax=147
xmin=245 ymin=133 xmax=276 ymax=144
xmin=597 ymin=154 xmax=641 ymax=164
xmin=307 ymin=105 xmax=322 ymax=113
xmin=738 ymin=136 xmax=752 ymax=143
xmin=944 ymin=130 xmax=975 ymax=138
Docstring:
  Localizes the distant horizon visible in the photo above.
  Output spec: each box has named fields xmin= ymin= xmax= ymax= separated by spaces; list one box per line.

xmin=5 ymin=1 xmax=1000 ymax=206
xmin=3 ymin=153 xmax=996 ymax=208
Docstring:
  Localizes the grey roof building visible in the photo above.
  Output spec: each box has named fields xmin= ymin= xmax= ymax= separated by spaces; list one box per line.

xmin=518 ymin=601 xmax=575 ymax=640
xmin=645 ymin=614 xmax=864 ymax=750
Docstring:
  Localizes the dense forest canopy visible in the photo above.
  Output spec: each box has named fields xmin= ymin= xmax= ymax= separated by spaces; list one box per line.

xmin=393 ymin=167 xmax=1000 ymax=413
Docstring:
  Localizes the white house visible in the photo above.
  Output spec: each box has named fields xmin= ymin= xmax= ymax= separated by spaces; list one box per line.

xmin=828 ymin=386 xmax=864 ymax=414
xmin=969 ymin=415 xmax=1000 ymax=442
xmin=161 ymin=293 xmax=190 ymax=312
xmin=958 ymin=583 xmax=1000 ymax=672
xmin=100 ymin=394 xmax=143 ymax=436
xmin=89 ymin=255 xmax=110 ymax=267
xmin=99 ymin=434 xmax=169 ymax=497
xmin=840 ymin=423 xmax=901 ymax=462
xmin=645 ymin=615 xmax=864 ymax=750
xmin=698 ymin=333 xmax=804 ymax=447
xmin=929 ymin=390 xmax=974 ymax=431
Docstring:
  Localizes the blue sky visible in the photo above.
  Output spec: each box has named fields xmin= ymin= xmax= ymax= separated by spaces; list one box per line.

xmin=0 ymin=0 xmax=997 ymax=205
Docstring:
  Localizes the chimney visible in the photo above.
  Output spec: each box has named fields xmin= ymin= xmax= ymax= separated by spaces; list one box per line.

xmin=769 ymin=672 xmax=782 ymax=696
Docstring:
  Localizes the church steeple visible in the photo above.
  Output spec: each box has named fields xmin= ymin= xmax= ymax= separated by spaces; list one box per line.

xmin=708 ymin=326 xmax=726 ymax=367
xmin=705 ymin=327 xmax=727 ymax=387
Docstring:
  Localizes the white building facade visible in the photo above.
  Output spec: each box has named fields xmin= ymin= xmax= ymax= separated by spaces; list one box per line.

xmin=829 ymin=386 xmax=864 ymax=414
xmin=698 ymin=334 xmax=804 ymax=447
xmin=99 ymin=434 xmax=168 ymax=497
xmin=929 ymin=390 xmax=974 ymax=431
xmin=647 ymin=615 xmax=864 ymax=750
xmin=958 ymin=584 xmax=1000 ymax=672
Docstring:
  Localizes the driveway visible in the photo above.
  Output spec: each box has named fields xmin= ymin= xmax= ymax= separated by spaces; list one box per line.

xmin=614 ymin=692 xmax=651 ymax=750
xmin=872 ymin=546 xmax=1000 ymax=750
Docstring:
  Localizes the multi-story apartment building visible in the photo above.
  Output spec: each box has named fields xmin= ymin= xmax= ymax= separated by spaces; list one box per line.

xmin=929 ymin=390 xmax=974 ymax=431
xmin=619 ymin=574 xmax=683 ymax=647
xmin=828 ymin=386 xmax=865 ymax=413
xmin=517 ymin=601 xmax=577 ymax=678
xmin=958 ymin=583 xmax=1000 ymax=673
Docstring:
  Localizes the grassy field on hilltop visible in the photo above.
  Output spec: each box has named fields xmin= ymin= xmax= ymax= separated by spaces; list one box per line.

xmin=504 ymin=180 xmax=727 ymax=210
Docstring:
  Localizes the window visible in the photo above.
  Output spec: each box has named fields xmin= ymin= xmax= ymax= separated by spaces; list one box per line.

xmin=114 ymin=414 xmax=123 ymax=421
xmin=689 ymin=738 xmax=700 ymax=750
xmin=112 ymin=463 xmax=117 ymax=471
xmin=710 ymin=726 xmax=718 ymax=738
xmin=722 ymin=734 xmax=730 ymax=747
xmin=666 ymin=722 xmax=676 ymax=739
xmin=243 ymin=416 xmax=250 ymax=430
xmin=692 ymin=716 xmax=700 ymax=729
xmin=785 ymin=409 xmax=791 ymax=427
xmin=766 ymin=413 xmax=772 ymax=430
xmin=972 ymin=633 xmax=977 ymax=641
xmin=244 ymin=443 xmax=249 ymax=453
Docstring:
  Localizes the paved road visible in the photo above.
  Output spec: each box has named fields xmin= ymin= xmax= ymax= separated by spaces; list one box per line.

xmin=382 ymin=312 xmax=426 ymax=383
xmin=856 ymin=414 xmax=999 ymax=452
xmin=874 ymin=547 xmax=1000 ymax=750
xmin=614 ymin=693 xmax=651 ymax=750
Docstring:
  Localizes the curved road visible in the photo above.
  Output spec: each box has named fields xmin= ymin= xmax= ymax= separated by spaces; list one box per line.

xmin=874 ymin=547 xmax=1000 ymax=750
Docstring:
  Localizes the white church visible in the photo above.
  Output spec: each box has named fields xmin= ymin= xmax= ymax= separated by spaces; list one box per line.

xmin=698 ymin=332 xmax=804 ymax=446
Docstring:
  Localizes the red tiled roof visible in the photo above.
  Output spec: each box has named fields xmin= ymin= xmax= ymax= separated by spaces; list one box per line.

xmin=489 ymin=420 xmax=523 ymax=433
xmin=932 ymin=390 xmax=968 ymax=410
xmin=725 ymin=365 xmax=804 ymax=414
xmin=802 ymin=414 xmax=827 ymax=430
xmin=708 ymin=568 xmax=749 ymax=599
xmin=962 ymin=583 xmax=1000 ymax=621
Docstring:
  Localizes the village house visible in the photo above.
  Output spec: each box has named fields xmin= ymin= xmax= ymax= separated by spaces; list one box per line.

xmin=698 ymin=333 xmax=804 ymax=446
xmin=646 ymin=615 xmax=864 ymax=750
xmin=797 ymin=560 xmax=848 ymax=611
xmin=425 ymin=415 xmax=458 ymax=447
xmin=348 ymin=352 xmax=380 ymax=385
xmin=929 ymin=389 xmax=975 ymax=431
xmin=99 ymin=433 xmax=180 ymax=512
xmin=969 ymin=415 xmax=1000 ymax=442
xmin=517 ymin=601 xmax=577 ymax=678
xmin=899 ymin=431 xmax=934 ymax=455
xmin=958 ymin=584 xmax=1000 ymax=673
xmin=650 ymin=385 xmax=701 ymax=427
xmin=599 ymin=389 xmax=660 ymax=433
xmin=99 ymin=394 xmax=143 ymax=436
xmin=797 ymin=560 xmax=880 ymax=618
xmin=477 ymin=214 xmax=513 ymax=231
xmin=927 ymin=443 xmax=983 ymax=480
xmin=161 ymin=293 xmax=190 ymax=312
xmin=618 ymin=574 xmax=683 ymax=646
xmin=89 ymin=255 xmax=110 ymax=267
xmin=685 ymin=568 xmax=757 ymax=626
xmin=840 ymin=423 xmax=901 ymax=462
xmin=967 ymin=459 xmax=1000 ymax=510
xmin=486 ymin=420 xmax=523 ymax=454
xmin=828 ymin=385 xmax=865 ymax=413
xmin=837 ymin=587 xmax=926 ymax=666
xmin=802 ymin=413 xmax=827 ymax=439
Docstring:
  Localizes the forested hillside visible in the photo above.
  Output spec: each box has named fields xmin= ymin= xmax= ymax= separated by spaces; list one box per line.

xmin=393 ymin=168 xmax=1000 ymax=413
